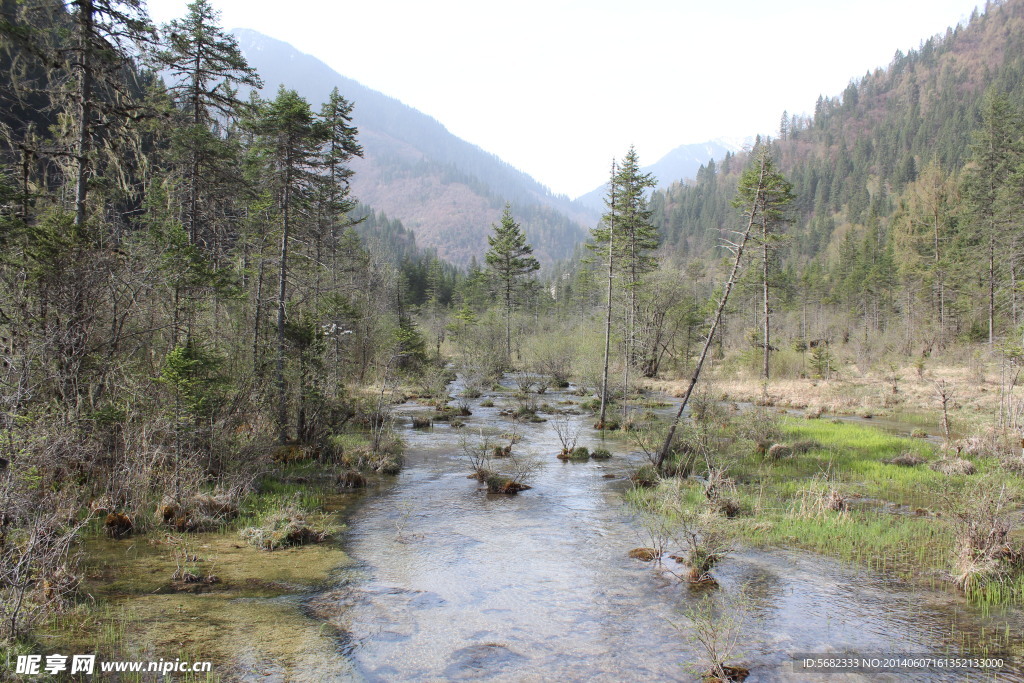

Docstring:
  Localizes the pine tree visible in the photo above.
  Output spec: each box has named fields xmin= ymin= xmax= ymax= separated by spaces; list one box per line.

xmin=962 ymin=90 xmax=1019 ymax=349
xmin=484 ymin=203 xmax=539 ymax=363
xmin=155 ymin=0 xmax=261 ymax=248
xmin=732 ymin=144 xmax=794 ymax=379
xmin=249 ymin=87 xmax=326 ymax=442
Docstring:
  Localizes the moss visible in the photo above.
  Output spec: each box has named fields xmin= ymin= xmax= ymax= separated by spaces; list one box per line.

xmin=569 ymin=446 xmax=590 ymax=461
xmin=485 ymin=474 xmax=530 ymax=494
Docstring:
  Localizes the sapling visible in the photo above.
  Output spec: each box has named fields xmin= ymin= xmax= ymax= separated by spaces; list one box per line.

xmin=679 ymin=587 xmax=750 ymax=682
xmin=550 ymin=414 xmax=583 ymax=456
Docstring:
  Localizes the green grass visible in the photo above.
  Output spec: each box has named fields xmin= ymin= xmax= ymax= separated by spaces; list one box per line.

xmin=639 ymin=416 xmax=1024 ymax=608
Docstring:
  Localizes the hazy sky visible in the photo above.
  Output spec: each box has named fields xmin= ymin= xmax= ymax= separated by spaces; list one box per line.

xmin=146 ymin=0 xmax=982 ymax=198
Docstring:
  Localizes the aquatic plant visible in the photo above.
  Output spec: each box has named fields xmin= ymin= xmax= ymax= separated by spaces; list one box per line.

xmin=568 ymin=446 xmax=590 ymax=461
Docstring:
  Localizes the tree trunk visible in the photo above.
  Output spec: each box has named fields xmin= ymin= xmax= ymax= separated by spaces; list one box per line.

xmin=762 ymin=237 xmax=770 ymax=379
xmin=73 ymin=1 xmax=95 ymax=228
xmin=656 ymin=157 xmax=767 ymax=470
xmin=276 ymin=173 xmax=291 ymax=443
xmin=598 ymin=161 xmax=616 ymax=428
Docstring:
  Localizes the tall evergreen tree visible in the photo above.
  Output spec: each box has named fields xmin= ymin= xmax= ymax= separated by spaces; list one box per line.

xmin=484 ymin=203 xmax=539 ymax=362
xmin=962 ymin=90 xmax=1020 ymax=349
xmin=249 ymin=87 xmax=326 ymax=441
xmin=154 ymin=0 xmax=261 ymax=248
xmin=732 ymin=144 xmax=794 ymax=379
xmin=611 ymin=147 xmax=659 ymax=368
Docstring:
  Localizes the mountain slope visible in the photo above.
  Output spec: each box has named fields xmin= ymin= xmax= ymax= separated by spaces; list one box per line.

xmin=233 ymin=29 xmax=595 ymax=266
xmin=574 ymin=139 xmax=742 ymax=212
xmin=652 ymin=0 xmax=1024 ymax=260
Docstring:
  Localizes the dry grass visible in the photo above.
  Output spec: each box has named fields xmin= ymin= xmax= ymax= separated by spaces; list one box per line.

xmin=887 ymin=452 xmax=925 ymax=467
xmin=645 ymin=361 xmax=1001 ymax=428
xmin=931 ymin=458 xmax=977 ymax=476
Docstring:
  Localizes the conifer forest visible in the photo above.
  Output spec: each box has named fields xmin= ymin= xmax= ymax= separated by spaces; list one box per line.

xmin=3 ymin=0 xmax=1024 ymax=680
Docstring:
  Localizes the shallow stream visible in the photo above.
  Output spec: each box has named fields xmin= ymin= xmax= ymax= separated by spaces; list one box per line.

xmin=76 ymin=377 xmax=1024 ymax=681
xmin=306 ymin=380 xmax=1024 ymax=681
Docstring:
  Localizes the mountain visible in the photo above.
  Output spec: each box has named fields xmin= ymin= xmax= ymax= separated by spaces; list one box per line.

xmin=646 ymin=0 xmax=1024 ymax=342
xmin=574 ymin=138 xmax=743 ymax=212
xmin=232 ymin=29 xmax=596 ymax=266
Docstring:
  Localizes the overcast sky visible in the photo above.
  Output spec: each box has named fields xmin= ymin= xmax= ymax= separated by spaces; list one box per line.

xmin=146 ymin=0 xmax=982 ymax=199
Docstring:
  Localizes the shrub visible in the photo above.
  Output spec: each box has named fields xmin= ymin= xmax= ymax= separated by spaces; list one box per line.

xmin=941 ymin=476 xmax=1023 ymax=594
xmin=485 ymin=474 xmax=531 ymax=494
xmin=631 ymin=464 xmax=659 ymax=488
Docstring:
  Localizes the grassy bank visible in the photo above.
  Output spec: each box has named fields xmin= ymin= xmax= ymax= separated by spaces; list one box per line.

xmin=631 ymin=416 xmax=1024 ymax=612
xmin=1 ymin=428 xmax=395 ymax=680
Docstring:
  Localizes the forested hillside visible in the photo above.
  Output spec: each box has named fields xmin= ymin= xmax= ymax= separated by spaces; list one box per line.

xmin=0 ymin=0 xmax=448 ymax=643
xmin=5 ymin=0 xmax=1024 ymax=674
xmin=650 ymin=0 xmax=1024 ymax=353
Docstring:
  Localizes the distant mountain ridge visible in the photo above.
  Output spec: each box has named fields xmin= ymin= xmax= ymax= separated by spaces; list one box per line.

xmin=233 ymin=29 xmax=596 ymax=266
xmin=574 ymin=138 xmax=743 ymax=212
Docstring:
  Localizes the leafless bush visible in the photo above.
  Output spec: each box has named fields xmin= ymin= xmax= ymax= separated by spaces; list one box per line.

xmin=676 ymin=505 xmax=733 ymax=583
xmin=0 ymin=469 xmax=88 ymax=642
xmin=417 ymin=364 xmax=452 ymax=403
xmin=680 ymin=588 xmax=750 ymax=682
xmin=527 ymin=335 xmax=575 ymax=389
xmin=627 ymin=480 xmax=733 ymax=580
xmin=737 ymin=406 xmax=781 ymax=454
xmin=485 ymin=450 xmax=541 ymax=494
xmin=549 ymin=414 xmax=583 ymax=455
xmin=511 ymin=371 xmax=535 ymax=395
xmin=460 ymin=430 xmax=495 ymax=479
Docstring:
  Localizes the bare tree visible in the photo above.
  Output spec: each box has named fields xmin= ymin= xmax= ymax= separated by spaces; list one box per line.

xmin=656 ymin=152 xmax=773 ymax=470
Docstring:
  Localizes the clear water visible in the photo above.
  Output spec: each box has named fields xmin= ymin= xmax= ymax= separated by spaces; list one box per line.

xmin=306 ymin=380 xmax=1024 ymax=681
